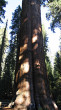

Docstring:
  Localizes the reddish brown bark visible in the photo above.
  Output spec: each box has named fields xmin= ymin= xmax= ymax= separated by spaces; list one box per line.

xmin=30 ymin=0 xmax=58 ymax=110
xmin=13 ymin=0 xmax=58 ymax=110
xmin=13 ymin=0 xmax=35 ymax=110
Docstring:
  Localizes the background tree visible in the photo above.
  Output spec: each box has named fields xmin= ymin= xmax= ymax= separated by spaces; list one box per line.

xmin=0 ymin=21 xmax=9 ymax=99
xmin=46 ymin=0 xmax=61 ymax=108
xmin=0 ymin=20 xmax=8 ymax=76
xmin=0 ymin=0 xmax=7 ymax=23
xmin=45 ymin=1 xmax=61 ymax=109
xmin=0 ymin=5 xmax=22 ymax=99
xmin=42 ymin=25 xmax=53 ymax=96
xmin=9 ymin=5 xmax=21 ymax=85
xmin=46 ymin=0 xmax=61 ymax=31
xmin=52 ymin=52 xmax=61 ymax=110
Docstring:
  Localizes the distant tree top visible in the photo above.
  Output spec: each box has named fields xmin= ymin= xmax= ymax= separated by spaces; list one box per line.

xmin=0 ymin=0 xmax=7 ymax=23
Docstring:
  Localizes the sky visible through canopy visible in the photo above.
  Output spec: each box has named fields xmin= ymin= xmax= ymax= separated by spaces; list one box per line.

xmin=1 ymin=0 xmax=60 ymax=66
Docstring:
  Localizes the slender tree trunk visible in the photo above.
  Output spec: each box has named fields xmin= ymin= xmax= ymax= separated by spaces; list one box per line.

xmin=13 ymin=0 xmax=58 ymax=110
xmin=0 ymin=20 xmax=8 ymax=76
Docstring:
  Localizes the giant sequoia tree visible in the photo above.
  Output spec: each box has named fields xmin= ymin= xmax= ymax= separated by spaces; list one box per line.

xmin=12 ymin=0 xmax=58 ymax=110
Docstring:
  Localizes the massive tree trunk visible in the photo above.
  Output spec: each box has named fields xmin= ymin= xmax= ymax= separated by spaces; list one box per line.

xmin=14 ymin=0 xmax=35 ymax=110
xmin=30 ymin=0 xmax=58 ymax=110
xmin=13 ymin=0 xmax=58 ymax=110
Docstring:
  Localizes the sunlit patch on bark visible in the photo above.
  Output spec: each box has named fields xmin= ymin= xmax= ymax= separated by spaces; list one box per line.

xmin=0 ymin=102 xmax=2 ymax=107
xmin=19 ymin=55 xmax=23 ymax=60
xmin=16 ymin=70 xmax=20 ymax=83
xmin=33 ymin=43 xmax=38 ymax=50
xmin=33 ymin=29 xmax=38 ymax=34
xmin=17 ymin=80 xmax=30 ymax=92
xmin=20 ymin=44 xmax=27 ymax=54
xmin=32 ymin=27 xmax=41 ymax=44
xmin=52 ymin=101 xmax=58 ymax=110
xmin=20 ymin=59 xmax=30 ymax=74
xmin=24 ymin=37 xmax=28 ymax=44
xmin=34 ymin=60 xmax=40 ymax=69
xmin=32 ymin=35 xmax=38 ymax=43
xmin=23 ymin=18 xmax=28 ymax=24
xmin=39 ymin=26 xmax=41 ymax=32
xmin=33 ymin=27 xmax=41 ymax=34
xmin=31 ymin=1 xmax=36 ymax=5
xmin=15 ymin=80 xmax=31 ymax=106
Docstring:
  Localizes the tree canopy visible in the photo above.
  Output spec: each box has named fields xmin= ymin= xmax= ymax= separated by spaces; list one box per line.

xmin=0 ymin=0 xmax=7 ymax=23
xmin=10 ymin=5 xmax=21 ymax=36
xmin=46 ymin=0 xmax=61 ymax=31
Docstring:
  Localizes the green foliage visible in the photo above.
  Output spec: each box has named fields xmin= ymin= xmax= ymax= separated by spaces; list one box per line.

xmin=0 ymin=6 xmax=22 ymax=99
xmin=54 ymin=52 xmax=61 ymax=74
xmin=42 ymin=25 xmax=53 ymax=96
xmin=0 ymin=21 xmax=9 ymax=99
xmin=10 ymin=5 xmax=21 ymax=53
xmin=42 ymin=25 xmax=52 ymax=78
xmin=0 ymin=0 xmax=7 ymax=22
xmin=9 ymin=5 xmax=22 ymax=78
xmin=42 ymin=25 xmax=48 ymax=56
xmin=46 ymin=0 xmax=61 ymax=31
xmin=38 ymin=106 xmax=43 ymax=110
xmin=10 ymin=5 xmax=21 ymax=36
xmin=42 ymin=15 xmax=61 ymax=110
xmin=0 ymin=72 xmax=12 ymax=99
xmin=51 ymin=52 xmax=61 ymax=109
